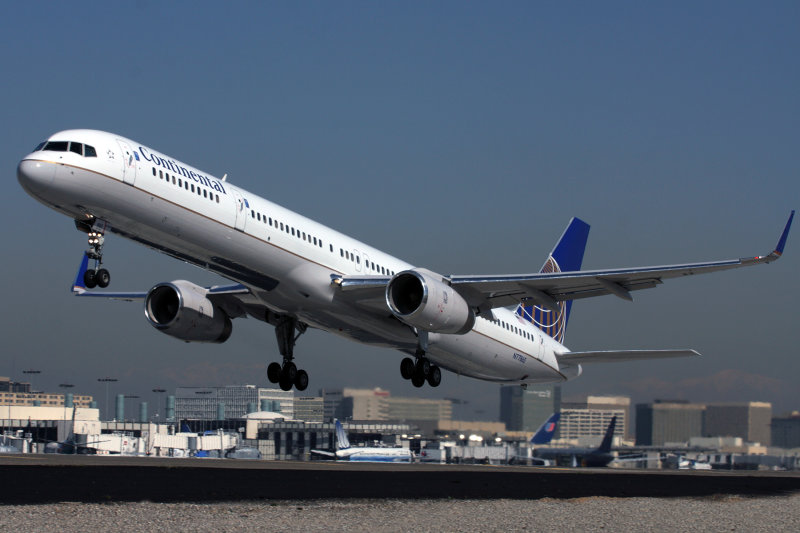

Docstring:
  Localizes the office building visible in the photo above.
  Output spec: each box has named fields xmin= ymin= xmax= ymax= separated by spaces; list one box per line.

xmin=175 ymin=386 xmax=294 ymax=420
xmin=704 ymin=402 xmax=772 ymax=446
xmin=499 ymin=385 xmax=560 ymax=432
xmin=636 ymin=401 xmax=705 ymax=446
xmin=560 ymin=395 xmax=629 ymax=442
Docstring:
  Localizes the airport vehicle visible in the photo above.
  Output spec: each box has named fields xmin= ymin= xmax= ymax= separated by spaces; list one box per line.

xmin=533 ymin=416 xmax=618 ymax=467
xmin=17 ymin=130 xmax=794 ymax=392
xmin=311 ymin=420 xmax=413 ymax=462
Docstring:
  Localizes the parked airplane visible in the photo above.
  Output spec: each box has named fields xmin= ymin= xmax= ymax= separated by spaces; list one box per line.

xmin=533 ymin=416 xmax=618 ymax=467
xmin=311 ymin=419 xmax=413 ymax=462
xmin=17 ymin=130 xmax=794 ymax=392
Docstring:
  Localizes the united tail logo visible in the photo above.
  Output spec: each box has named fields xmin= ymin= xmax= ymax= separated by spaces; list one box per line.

xmin=515 ymin=217 xmax=590 ymax=345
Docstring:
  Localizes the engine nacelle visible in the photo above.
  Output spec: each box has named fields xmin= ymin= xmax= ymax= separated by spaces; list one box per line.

xmin=386 ymin=268 xmax=475 ymax=335
xmin=145 ymin=280 xmax=232 ymax=343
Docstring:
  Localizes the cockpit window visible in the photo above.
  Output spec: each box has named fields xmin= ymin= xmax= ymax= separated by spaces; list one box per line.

xmin=69 ymin=142 xmax=83 ymax=156
xmin=84 ymin=145 xmax=97 ymax=157
xmin=43 ymin=141 xmax=68 ymax=152
xmin=33 ymin=142 xmax=45 ymax=151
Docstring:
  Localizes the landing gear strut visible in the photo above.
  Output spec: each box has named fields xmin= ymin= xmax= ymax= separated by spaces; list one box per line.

xmin=266 ymin=316 xmax=309 ymax=392
xmin=82 ymin=230 xmax=110 ymax=289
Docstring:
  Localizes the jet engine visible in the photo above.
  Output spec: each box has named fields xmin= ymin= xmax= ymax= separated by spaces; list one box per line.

xmin=386 ymin=268 xmax=475 ymax=334
xmin=144 ymin=280 xmax=232 ymax=343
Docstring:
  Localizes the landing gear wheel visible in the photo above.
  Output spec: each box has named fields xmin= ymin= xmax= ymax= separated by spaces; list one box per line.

xmin=95 ymin=268 xmax=110 ymax=288
xmin=411 ymin=372 xmax=426 ymax=388
xmin=267 ymin=362 xmax=281 ymax=383
xmin=294 ymin=369 xmax=309 ymax=391
xmin=278 ymin=375 xmax=293 ymax=391
xmin=427 ymin=365 xmax=442 ymax=387
xmin=416 ymin=358 xmax=431 ymax=377
xmin=282 ymin=362 xmax=297 ymax=383
xmin=400 ymin=358 xmax=415 ymax=380
xmin=83 ymin=269 xmax=97 ymax=289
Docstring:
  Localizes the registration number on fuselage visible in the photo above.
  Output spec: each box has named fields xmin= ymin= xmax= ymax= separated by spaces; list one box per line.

xmin=513 ymin=353 xmax=526 ymax=364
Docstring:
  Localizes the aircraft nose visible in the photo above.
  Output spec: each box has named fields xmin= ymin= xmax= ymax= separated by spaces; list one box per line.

xmin=17 ymin=158 xmax=55 ymax=193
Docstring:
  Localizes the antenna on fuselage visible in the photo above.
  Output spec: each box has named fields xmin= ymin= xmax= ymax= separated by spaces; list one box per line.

xmin=221 ymin=173 xmax=228 ymax=182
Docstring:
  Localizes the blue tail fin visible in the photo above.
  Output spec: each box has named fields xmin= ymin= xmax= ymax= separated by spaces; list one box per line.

xmin=596 ymin=416 xmax=617 ymax=453
xmin=335 ymin=419 xmax=351 ymax=450
xmin=530 ymin=412 xmax=560 ymax=445
xmin=516 ymin=217 xmax=590 ymax=344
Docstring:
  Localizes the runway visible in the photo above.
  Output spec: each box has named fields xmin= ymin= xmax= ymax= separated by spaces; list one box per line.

xmin=1 ymin=454 xmax=799 ymax=503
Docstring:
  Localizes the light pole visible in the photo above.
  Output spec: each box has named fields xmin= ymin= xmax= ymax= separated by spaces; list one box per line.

xmin=97 ymin=378 xmax=118 ymax=421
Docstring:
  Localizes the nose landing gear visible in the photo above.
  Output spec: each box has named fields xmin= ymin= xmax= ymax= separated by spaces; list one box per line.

xmin=81 ymin=229 xmax=110 ymax=289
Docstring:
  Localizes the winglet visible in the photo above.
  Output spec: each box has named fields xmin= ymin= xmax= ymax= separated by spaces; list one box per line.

xmin=72 ymin=254 xmax=90 ymax=294
xmin=774 ymin=210 xmax=794 ymax=257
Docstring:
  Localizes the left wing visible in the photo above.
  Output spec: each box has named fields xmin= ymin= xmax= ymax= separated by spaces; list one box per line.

xmin=336 ymin=211 xmax=793 ymax=314
xmin=70 ymin=254 xmax=253 ymax=315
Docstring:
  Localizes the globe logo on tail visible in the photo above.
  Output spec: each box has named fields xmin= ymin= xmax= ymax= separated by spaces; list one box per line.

xmin=517 ymin=255 xmax=568 ymax=344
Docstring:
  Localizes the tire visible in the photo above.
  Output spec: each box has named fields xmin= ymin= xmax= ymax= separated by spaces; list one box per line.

xmin=411 ymin=372 xmax=426 ymax=388
xmin=282 ymin=362 xmax=297 ymax=382
xmin=279 ymin=375 xmax=293 ymax=391
xmin=416 ymin=358 xmax=431 ymax=377
xmin=95 ymin=268 xmax=110 ymax=288
xmin=294 ymin=369 xmax=309 ymax=391
xmin=400 ymin=358 xmax=415 ymax=380
xmin=267 ymin=362 xmax=282 ymax=383
xmin=83 ymin=269 xmax=97 ymax=289
xmin=427 ymin=366 xmax=442 ymax=387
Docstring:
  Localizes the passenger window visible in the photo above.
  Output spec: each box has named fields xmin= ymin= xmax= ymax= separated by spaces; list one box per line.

xmin=184 ymin=182 xmax=188 ymax=190
xmin=43 ymin=141 xmax=68 ymax=152
xmin=216 ymin=195 xmax=220 ymax=203
xmin=172 ymin=176 xmax=176 ymax=185
xmin=84 ymin=145 xmax=97 ymax=157
xmin=251 ymin=210 xmax=255 ymax=219
xmin=191 ymin=184 xmax=195 ymax=193
xmin=204 ymin=190 xmax=208 ymax=198
xmin=69 ymin=142 xmax=83 ymax=155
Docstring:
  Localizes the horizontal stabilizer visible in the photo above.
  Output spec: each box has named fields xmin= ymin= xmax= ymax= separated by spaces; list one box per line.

xmin=557 ymin=349 xmax=700 ymax=365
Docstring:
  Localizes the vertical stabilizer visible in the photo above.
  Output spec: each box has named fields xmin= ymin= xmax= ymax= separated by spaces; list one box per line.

xmin=530 ymin=412 xmax=560 ymax=445
xmin=516 ymin=217 xmax=590 ymax=343
xmin=335 ymin=419 xmax=351 ymax=450
xmin=596 ymin=416 xmax=617 ymax=454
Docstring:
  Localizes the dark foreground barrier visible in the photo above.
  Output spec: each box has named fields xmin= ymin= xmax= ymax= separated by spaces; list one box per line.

xmin=1 ymin=456 xmax=798 ymax=503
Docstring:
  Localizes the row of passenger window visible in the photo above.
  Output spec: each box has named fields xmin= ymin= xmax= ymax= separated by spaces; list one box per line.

xmin=152 ymin=167 xmax=220 ymax=204
xmin=35 ymin=141 xmax=97 ymax=157
xmin=481 ymin=316 xmax=538 ymax=343
xmin=249 ymin=208 xmax=396 ymax=276
xmin=250 ymin=209 xmax=326 ymax=250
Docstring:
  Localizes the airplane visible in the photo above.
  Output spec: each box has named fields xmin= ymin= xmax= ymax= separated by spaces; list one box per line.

xmin=532 ymin=415 xmax=618 ymax=467
xmin=311 ymin=419 xmax=413 ymax=462
xmin=17 ymin=130 xmax=794 ymax=393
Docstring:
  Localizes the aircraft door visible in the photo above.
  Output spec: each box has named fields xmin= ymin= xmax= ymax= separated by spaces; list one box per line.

xmin=232 ymin=190 xmax=247 ymax=232
xmin=116 ymin=139 xmax=137 ymax=185
xmin=353 ymin=249 xmax=362 ymax=272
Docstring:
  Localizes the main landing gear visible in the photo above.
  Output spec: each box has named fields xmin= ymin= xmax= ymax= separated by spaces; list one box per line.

xmin=400 ymin=352 xmax=442 ymax=388
xmin=266 ymin=316 xmax=309 ymax=392
xmin=78 ymin=222 xmax=110 ymax=289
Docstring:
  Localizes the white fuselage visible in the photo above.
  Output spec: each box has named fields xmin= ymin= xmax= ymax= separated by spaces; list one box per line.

xmin=18 ymin=129 xmax=577 ymax=385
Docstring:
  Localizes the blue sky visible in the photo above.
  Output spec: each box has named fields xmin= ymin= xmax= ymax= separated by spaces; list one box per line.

xmin=1 ymin=2 xmax=798 ymax=420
